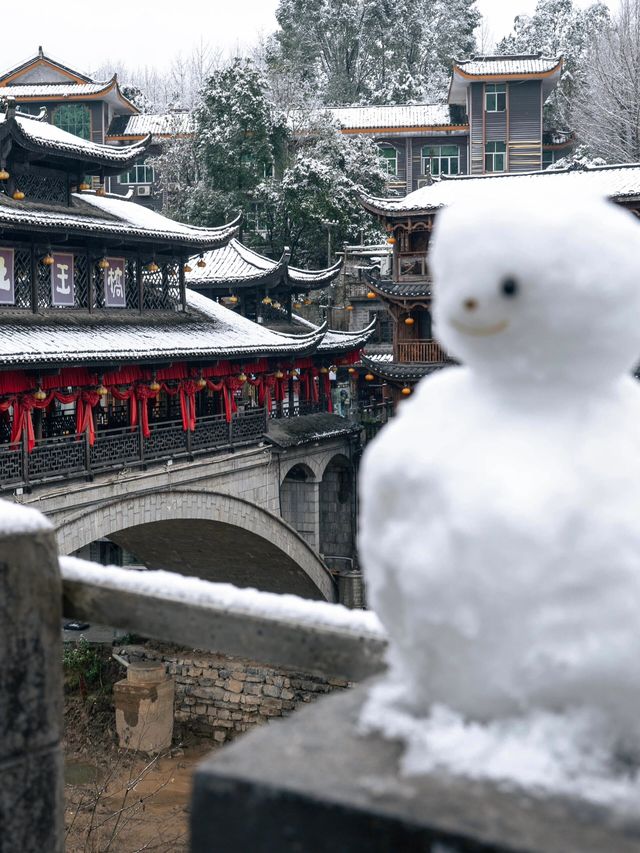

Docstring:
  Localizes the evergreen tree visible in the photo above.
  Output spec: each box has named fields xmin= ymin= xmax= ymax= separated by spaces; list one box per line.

xmin=270 ymin=0 xmax=480 ymax=105
xmin=497 ymin=0 xmax=610 ymax=128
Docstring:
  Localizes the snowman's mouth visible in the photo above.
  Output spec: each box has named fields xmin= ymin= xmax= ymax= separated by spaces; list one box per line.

xmin=450 ymin=318 xmax=509 ymax=336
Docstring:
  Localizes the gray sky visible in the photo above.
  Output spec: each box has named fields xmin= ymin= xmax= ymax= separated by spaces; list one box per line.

xmin=0 ymin=0 xmax=617 ymax=79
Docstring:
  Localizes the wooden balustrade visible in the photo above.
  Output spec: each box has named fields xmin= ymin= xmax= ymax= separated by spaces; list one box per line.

xmin=396 ymin=339 xmax=449 ymax=363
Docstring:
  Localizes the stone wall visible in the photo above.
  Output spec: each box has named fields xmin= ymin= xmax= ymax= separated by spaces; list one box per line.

xmin=320 ymin=458 xmax=354 ymax=559
xmin=119 ymin=644 xmax=348 ymax=744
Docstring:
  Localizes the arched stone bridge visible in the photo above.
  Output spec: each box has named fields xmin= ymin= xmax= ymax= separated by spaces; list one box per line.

xmin=15 ymin=432 xmax=359 ymax=602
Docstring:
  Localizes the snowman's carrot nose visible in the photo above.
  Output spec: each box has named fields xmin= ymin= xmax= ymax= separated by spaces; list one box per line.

xmin=463 ymin=298 xmax=478 ymax=311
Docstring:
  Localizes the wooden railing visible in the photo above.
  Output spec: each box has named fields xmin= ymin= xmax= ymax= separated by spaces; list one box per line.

xmin=0 ymin=408 xmax=268 ymax=493
xmin=397 ymin=252 xmax=429 ymax=281
xmin=396 ymin=339 xmax=450 ymax=363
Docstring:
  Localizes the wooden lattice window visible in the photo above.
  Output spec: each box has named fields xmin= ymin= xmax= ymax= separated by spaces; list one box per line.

xmin=53 ymin=104 xmax=91 ymax=140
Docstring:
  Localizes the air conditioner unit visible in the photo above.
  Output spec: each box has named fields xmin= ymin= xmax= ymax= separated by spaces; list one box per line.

xmin=167 ymin=183 xmax=180 ymax=193
xmin=417 ymin=178 xmax=432 ymax=188
xmin=136 ymin=186 xmax=152 ymax=197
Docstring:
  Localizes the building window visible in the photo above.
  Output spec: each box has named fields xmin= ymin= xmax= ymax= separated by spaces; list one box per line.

xmin=379 ymin=146 xmax=398 ymax=177
xmin=543 ymin=150 xmax=555 ymax=169
xmin=421 ymin=144 xmax=459 ymax=176
xmin=485 ymin=141 xmax=506 ymax=173
xmin=118 ymin=160 xmax=155 ymax=185
xmin=485 ymin=84 xmax=506 ymax=112
xmin=246 ymin=201 xmax=268 ymax=234
xmin=52 ymin=104 xmax=91 ymax=140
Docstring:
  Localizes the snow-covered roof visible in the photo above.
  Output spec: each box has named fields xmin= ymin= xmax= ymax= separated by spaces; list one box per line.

xmin=325 ymin=104 xmax=466 ymax=132
xmin=185 ymin=239 xmax=342 ymax=292
xmin=0 ymin=81 xmax=114 ymax=98
xmin=0 ymin=290 xmax=326 ymax=368
xmin=449 ymin=54 xmax=563 ymax=105
xmin=0 ymin=191 xmax=240 ymax=250
xmin=318 ymin=323 xmax=376 ymax=353
xmin=453 ymin=54 xmax=562 ymax=77
xmin=107 ymin=111 xmax=195 ymax=139
xmin=361 ymin=164 xmax=640 ymax=217
xmin=0 ymin=109 xmax=148 ymax=167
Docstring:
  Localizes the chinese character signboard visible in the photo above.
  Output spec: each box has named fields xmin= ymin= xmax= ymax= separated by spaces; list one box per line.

xmin=51 ymin=253 xmax=75 ymax=306
xmin=103 ymin=257 xmax=127 ymax=308
xmin=0 ymin=248 xmax=15 ymax=305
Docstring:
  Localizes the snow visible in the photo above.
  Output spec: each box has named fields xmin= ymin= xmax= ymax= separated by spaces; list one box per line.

xmin=359 ymin=186 xmax=640 ymax=801
xmin=366 ymin=163 xmax=640 ymax=214
xmin=454 ymin=55 xmax=561 ymax=76
xmin=0 ymin=499 xmax=52 ymax=536
xmin=60 ymin=556 xmax=385 ymax=639
xmin=110 ymin=112 xmax=195 ymax=138
xmin=323 ymin=104 xmax=461 ymax=131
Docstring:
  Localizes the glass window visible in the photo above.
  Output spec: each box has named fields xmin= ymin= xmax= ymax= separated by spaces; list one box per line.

xmin=379 ymin=146 xmax=398 ymax=177
xmin=246 ymin=201 xmax=268 ymax=234
xmin=542 ymin=150 xmax=554 ymax=169
xmin=421 ymin=144 xmax=459 ymax=176
xmin=118 ymin=159 xmax=155 ymax=185
xmin=485 ymin=84 xmax=506 ymax=112
xmin=53 ymin=104 xmax=91 ymax=140
xmin=485 ymin=141 xmax=506 ymax=173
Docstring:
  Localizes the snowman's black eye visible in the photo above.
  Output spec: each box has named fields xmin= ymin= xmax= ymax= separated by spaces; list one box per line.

xmin=501 ymin=277 xmax=519 ymax=298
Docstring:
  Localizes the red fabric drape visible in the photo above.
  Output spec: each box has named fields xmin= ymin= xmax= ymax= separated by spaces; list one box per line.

xmin=109 ymin=386 xmax=138 ymax=431
xmin=135 ymin=385 xmax=159 ymax=438
xmin=179 ymin=380 xmax=199 ymax=432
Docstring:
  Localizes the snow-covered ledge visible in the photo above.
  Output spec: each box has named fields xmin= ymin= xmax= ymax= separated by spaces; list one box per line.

xmin=60 ymin=558 xmax=387 ymax=682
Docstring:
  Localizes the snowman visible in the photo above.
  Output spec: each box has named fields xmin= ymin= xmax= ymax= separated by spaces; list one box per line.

xmin=359 ymin=187 xmax=640 ymax=754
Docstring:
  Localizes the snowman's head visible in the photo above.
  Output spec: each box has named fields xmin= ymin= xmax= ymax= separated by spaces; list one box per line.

xmin=430 ymin=185 xmax=640 ymax=388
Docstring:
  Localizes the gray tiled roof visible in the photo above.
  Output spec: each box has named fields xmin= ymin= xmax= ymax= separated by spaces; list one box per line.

xmin=362 ymin=164 xmax=640 ymax=216
xmin=453 ymin=55 xmax=562 ymax=76
xmin=108 ymin=112 xmax=195 ymax=138
xmin=0 ymin=290 xmax=325 ymax=368
xmin=325 ymin=104 xmax=466 ymax=130
xmin=0 ymin=81 xmax=114 ymax=98
xmin=266 ymin=413 xmax=359 ymax=448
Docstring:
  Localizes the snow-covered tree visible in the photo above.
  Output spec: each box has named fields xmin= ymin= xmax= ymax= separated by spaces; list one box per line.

xmin=269 ymin=0 xmax=480 ymax=105
xmin=546 ymin=143 xmax=606 ymax=169
xmin=497 ymin=0 xmax=610 ymax=129
xmin=572 ymin=0 xmax=640 ymax=163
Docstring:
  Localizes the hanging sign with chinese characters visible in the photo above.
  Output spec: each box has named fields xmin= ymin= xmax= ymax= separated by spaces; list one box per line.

xmin=0 ymin=248 xmax=15 ymax=305
xmin=51 ymin=253 xmax=75 ymax=307
xmin=103 ymin=257 xmax=127 ymax=308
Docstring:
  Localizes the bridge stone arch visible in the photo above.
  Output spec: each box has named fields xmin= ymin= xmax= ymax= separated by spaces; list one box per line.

xmin=56 ymin=490 xmax=336 ymax=601
xmin=319 ymin=453 xmax=356 ymax=566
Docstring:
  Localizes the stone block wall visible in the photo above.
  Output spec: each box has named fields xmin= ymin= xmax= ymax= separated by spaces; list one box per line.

xmin=119 ymin=644 xmax=348 ymax=744
xmin=319 ymin=461 xmax=354 ymax=559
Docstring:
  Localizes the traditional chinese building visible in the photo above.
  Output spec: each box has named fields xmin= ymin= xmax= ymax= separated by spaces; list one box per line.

xmin=0 ymin=99 xmax=369 ymax=492
xmin=360 ymin=163 xmax=640 ymax=402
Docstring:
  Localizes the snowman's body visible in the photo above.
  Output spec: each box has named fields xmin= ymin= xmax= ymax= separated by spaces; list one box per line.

xmin=360 ymin=190 xmax=640 ymax=746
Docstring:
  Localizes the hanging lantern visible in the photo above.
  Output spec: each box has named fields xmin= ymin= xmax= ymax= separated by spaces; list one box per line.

xmin=401 ymin=386 xmax=412 ymax=396
xmin=303 ymin=298 xmax=311 ymax=305
xmin=348 ymin=367 xmax=356 ymax=375
xmin=262 ymin=295 xmax=272 ymax=305
xmin=96 ymin=185 xmax=106 ymax=197
xmin=274 ymin=369 xmax=284 ymax=379
xmin=197 ymin=376 xmax=207 ymax=389
xmin=149 ymin=379 xmax=161 ymax=392
xmin=404 ymin=316 xmax=415 ymax=326
xmin=184 ymin=263 xmax=193 ymax=273
xmin=238 ymin=371 xmax=247 ymax=382
xmin=367 ymin=291 xmax=376 ymax=299
xmin=319 ymin=366 xmax=329 ymax=374
xmin=78 ymin=181 xmax=91 ymax=192
xmin=273 ymin=301 xmax=282 ymax=310
xmin=33 ymin=387 xmax=47 ymax=402
xmin=292 ymin=301 xmax=301 ymax=310
xmin=146 ymin=260 xmax=159 ymax=273
xmin=228 ymin=294 xmax=239 ymax=304
xmin=0 ymin=168 xmax=9 ymax=181
xmin=196 ymin=254 xmax=207 ymax=268
xmin=42 ymin=252 xmax=54 ymax=266
xmin=96 ymin=383 xmax=108 ymax=397
xmin=12 ymin=190 xmax=24 ymax=201
xmin=387 ymin=236 xmax=397 ymax=245
xmin=346 ymin=304 xmax=354 ymax=311
xmin=365 ymin=373 xmax=375 ymax=382
xmin=98 ymin=257 xmax=110 ymax=270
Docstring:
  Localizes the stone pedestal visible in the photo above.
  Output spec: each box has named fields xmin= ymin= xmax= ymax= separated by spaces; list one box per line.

xmin=0 ymin=502 xmax=63 ymax=853
xmin=114 ymin=661 xmax=174 ymax=753
xmin=191 ymin=681 xmax=640 ymax=853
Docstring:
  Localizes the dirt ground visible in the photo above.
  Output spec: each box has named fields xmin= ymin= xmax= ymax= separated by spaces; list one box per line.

xmin=63 ymin=662 xmax=217 ymax=852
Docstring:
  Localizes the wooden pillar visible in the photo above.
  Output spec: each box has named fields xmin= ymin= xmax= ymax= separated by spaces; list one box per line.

xmin=137 ymin=255 xmax=144 ymax=314
xmin=288 ymin=373 xmax=295 ymax=417
xmin=30 ymin=243 xmax=38 ymax=314
xmin=87 ymin=251 xmax=95 ymax=313
xmin=179 ymin=257 xmax=187 ymax=312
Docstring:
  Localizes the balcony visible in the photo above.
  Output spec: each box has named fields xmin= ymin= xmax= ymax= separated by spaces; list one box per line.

xmin=0 ymin=408 xmax=268 ymax=493
xmin=396 ymin=339 xmax=450 ymax=363
xmin=397 ymin=252 xmax=429 ymax=281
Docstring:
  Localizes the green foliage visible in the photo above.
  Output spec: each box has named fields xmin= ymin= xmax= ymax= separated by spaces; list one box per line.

xmin=63 ymin=638 xmax=105 ymax=696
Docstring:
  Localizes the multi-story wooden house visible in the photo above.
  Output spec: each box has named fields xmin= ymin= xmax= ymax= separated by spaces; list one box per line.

xmin=360 ymin=164 xmax=640 ymax=403
xmin=0 ymin=98 xmax=369 ymax=491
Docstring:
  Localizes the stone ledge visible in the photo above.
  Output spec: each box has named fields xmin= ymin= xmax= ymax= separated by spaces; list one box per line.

xmin=191 ymin=682 xmax=640 ymax=853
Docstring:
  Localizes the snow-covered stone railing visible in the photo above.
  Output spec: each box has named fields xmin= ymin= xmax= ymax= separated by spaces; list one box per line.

xmin=60 ymin=558 xmax=388 ymax=683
